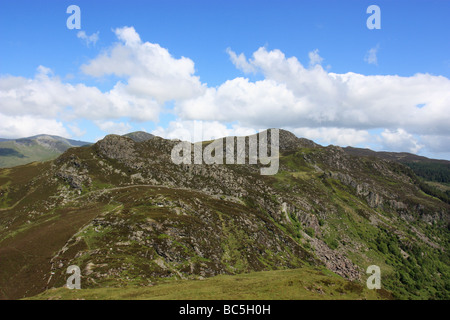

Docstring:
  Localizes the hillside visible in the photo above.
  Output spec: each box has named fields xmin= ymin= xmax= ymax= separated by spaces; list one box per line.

xmin=0 ymin=135 xmax=91 ymax=168
xmin=344 ymin=146 xmax=450 ymax=204
xmin=0 ymin=129 xmax=449 ymax=300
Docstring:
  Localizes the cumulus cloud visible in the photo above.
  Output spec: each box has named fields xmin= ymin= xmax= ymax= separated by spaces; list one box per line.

xmin=176 ymin=77 xmax=297 ymax=127
xmin=0 ymin=66 xmax=160 ymax=122
xmin=152 ymin=120 xmax=257 ymax=142
xmin=0 ymin=114 xmax=68 ymax=138
xmin=420 ymin=134 xmax=450 ymax=154
xmin=77 ymin=31 xmax=99 ymax=46
xmin=95 ymin=120 xmax=132 ymax=135
xmin=380 ymin=129 xmax=424 ymax=153
xmin=115 ymin=26 xmax=141 ymax=46
xmin=0 ymin=26 xmax=206 ymax=124
xmin=68 ymin=124 xmax=86 ymax=137
xmin=1 ymin=26 xmax=450 ymax=157
xmin=0 ymin=27 xmax=207 ymax=138
xmin=226 ymin=48 xmax=256 ymax=74
xmin=177 ymin=47 xmax=450 ymax=139
xmin=291 ymin=127 xmax=371 ymax=147
xmin=81 ymin=26 xmax=205 ymax=104
xmin=308 ymin=49 xmax=323 ymax=66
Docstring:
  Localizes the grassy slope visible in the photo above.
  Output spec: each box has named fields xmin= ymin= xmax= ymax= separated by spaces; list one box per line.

xmin=0 ymin=140 xmax=61 ymax=168
xmin=27 ymin=267 xmax=391 ymax=300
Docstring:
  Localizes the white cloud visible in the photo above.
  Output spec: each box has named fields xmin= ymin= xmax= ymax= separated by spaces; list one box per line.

xmin=414 ymin=134 xmax=450 ymax=154
xmin=152 ymin=120 xmax=257 ymax=142
xmin=308 ymin=49 xmax=323 ymax=66
xmin=0 ymin=114 xmax=68 ymax=138
xmin=380 ymin=129 xmax=424 ymax=153
xmin=177 ymin=47 xmax=450 ymax=138
xmin=226 ymin=48 xmax=256 ymax=73
xmin=95 ymin=120 xmax=132 ymax=135
xmin=36 ymin=65 xmax=52 ymax=76
xmin=114 ymin=26 xmax=141 ymax=46
xmin=0 ymin=67 xmax=160 ymax=122
xmin=365 ymin=45 xmax=379 ymax=65
xmin=291 ymin=127 xmax=371 ymax=147
xmin=176 ymin=77 xmax=297 ymax=127
xmin=68 ymin=124 xmax=86 ymax=137
xmin=0 ymin=27 xmax=208 ymax=139
xmin=77 ymin=31 xmax=99 ymax=46
xmin=81 ymin=26 xmax=205 ymax=104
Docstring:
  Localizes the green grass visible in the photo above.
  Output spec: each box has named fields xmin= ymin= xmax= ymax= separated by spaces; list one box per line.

xmin=0 ymin=140 xmax=61 ymax=168
xmin=27 ymin=267 xmax=391 ymax=300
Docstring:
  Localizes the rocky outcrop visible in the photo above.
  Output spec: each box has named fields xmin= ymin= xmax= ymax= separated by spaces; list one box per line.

xmin=309 ymin=237 xmax=362 ymax=281
xmin=95 ymin=135 xmax=137 ymax=162
xmin=55 ymin=154 xmax=91 ymax=190
xmin=278 ymin=129 xmax=319 ymax=151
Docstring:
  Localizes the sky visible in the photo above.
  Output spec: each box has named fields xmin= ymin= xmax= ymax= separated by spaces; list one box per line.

xmin=1 ymin=0 xmax=450 ymax=160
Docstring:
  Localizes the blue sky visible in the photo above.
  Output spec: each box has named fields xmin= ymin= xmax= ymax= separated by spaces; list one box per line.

xmin=1 ymin=0 xmax=450 ymax=159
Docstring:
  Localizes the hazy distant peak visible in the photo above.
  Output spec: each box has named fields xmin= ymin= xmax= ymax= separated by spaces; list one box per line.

xmin=122 ymin=131 xmax=155 ymax=142
xmin=0 ymin=134 xmax=91 ymax=168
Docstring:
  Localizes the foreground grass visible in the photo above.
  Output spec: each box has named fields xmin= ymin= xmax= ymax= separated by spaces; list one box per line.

xmin=27 ymin=267 xmax=391 ymax=300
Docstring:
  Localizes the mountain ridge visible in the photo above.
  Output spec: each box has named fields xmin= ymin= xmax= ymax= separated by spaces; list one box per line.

xmin=2 ymin=130 xmax=450 ymax=168
xmin=0 ymin=129 xmax=449 ymax=299
xmin=344 ymin=146 xmax=450 ymax=164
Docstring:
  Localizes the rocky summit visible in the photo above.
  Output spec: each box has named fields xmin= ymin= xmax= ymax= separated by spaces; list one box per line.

xmin=0 ymin=129 xmax=449 ymax=300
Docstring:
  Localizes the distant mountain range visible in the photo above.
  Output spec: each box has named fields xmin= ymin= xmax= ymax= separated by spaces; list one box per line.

xmin=0 ymin=131 xmax=155 ymax=168
xmin=344 ymin=146 xmax=449 ymax=164
xmin=122 ymin=131 xmax=155 ymax=142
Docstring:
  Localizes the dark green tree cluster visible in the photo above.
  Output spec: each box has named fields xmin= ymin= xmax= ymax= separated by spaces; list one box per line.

xmin=417 ymin=180 xmax=450 ymax=204
xmin=403 ymin=161 xmax=450 ymax=183
xmin=391 ymin=161 xmax=450 ymax=204
xmin=375 ymin=227 xmax=450 ymax=299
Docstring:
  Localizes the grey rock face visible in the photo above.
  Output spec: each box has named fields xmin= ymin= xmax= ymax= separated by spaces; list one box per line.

xmin=96 ymin=135 xmax=137 ymax=162
xmin=55 ymin=154 xmax=91 ymax=189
